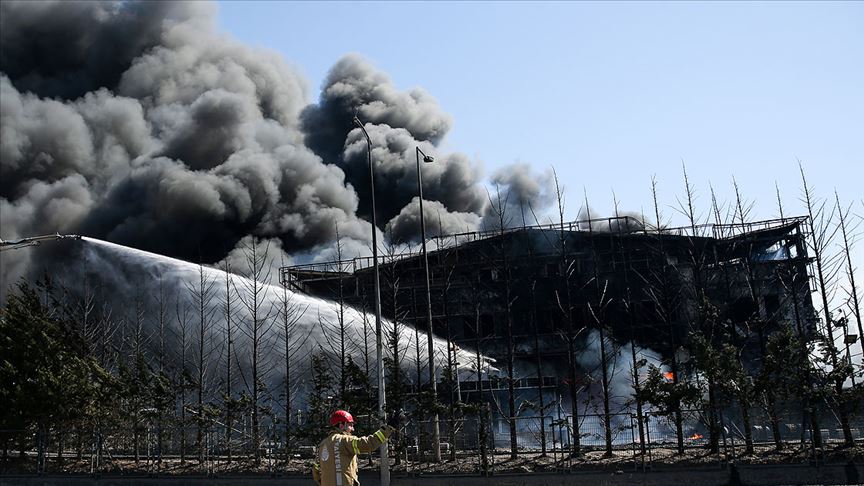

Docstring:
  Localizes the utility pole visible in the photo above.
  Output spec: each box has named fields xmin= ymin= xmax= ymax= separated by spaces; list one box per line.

xmin=353 ymin=116 xmax=389 ymax=486
xmin=416 ymin=146 xmax=442 ymax=461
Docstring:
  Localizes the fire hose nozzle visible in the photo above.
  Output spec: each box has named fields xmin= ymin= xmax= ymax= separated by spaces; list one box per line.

xmin=0 ymin=233 xmax=82 ymax=251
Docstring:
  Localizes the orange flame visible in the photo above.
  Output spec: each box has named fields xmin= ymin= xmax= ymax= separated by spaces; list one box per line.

xmin=663 ymin=371 xmax=675 ymax=382
xmin=689 ymin=433 xmax=703 ymax=440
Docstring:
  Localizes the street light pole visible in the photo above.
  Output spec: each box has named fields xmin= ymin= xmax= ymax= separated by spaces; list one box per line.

xmin=353 ymin=116 xmax=389 ymax=486
xmin=416 ymin=146 xmax=442 ymax=461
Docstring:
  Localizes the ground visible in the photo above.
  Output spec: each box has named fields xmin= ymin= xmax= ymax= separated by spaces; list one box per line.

xmin=1 ymin=442 xmax=861 ymax=476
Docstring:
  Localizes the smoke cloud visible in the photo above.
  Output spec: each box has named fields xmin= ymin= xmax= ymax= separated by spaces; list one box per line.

xmin=0 ymin=0 xmax=556 ymax=296
xmin=0 ymin=1 xmax=357 ymax=288
xmin=0 ymin=1 xmax=202 ymax=100
xmin=577 ymin=205 xmax=647 ymax=233
xmin=302 ymin=55 xmax=489 ymax=225
xmin=483 ymin=163 xmax=556 ymax=230
xmin=340 ymin=126 xmax=488 ymax=223
xmin=301 ymin=54 xmax=452 ymax=165
xmin=385 ymin=197 xmax=482 ymax=243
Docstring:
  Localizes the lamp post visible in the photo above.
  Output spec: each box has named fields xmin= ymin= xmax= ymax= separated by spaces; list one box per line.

xmin=352 ymin=116 xmax=389 ymax=486
xmin=415 ymin=146 xmax=442 ymax=461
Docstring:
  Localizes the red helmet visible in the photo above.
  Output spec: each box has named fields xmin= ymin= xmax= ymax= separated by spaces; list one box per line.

xmin=330 ymin=410 xmax=354 ymax=426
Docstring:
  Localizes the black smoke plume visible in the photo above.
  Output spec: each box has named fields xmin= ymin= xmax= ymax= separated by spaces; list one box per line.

xmin=302 ymin=55 xmax=488 ymax=224
xmin=0 ymin=0 xmax=555 ymax=293
xmin=0 ymin=1 xmax=199 ymax=100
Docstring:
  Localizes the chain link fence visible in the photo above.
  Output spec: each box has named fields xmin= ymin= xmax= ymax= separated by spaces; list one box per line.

xmin=2 ymin=407 xmax=861 ymax=475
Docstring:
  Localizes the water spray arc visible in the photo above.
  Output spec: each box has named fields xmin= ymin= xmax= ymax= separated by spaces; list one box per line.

xmin=77 ymin=236 xmax=485 ymax=370
xmin=75 ymin=237 xmax=496 ymax=465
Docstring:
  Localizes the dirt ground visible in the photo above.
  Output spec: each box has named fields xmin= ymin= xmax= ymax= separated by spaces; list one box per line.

xmin=2 ymin=442 xmax=861 ymax=476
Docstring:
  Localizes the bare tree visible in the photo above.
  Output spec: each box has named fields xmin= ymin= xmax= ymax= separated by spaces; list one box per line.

xmin=335 ymin=224 xmax=349 ymax=401
xmin=799 ymin=163 xmax=854 ymax=446
xmin=219 ymin=259 xmax=237 ymax=463
xmin=551 ymin=169 xmax=583 ymax=456
xmin=611 ymin=193 xmax=647 ymax=455
xmin=834 ymin=190 xmax=863 ymax=365
xmin=486 ymin=183 xmax=520 ymax=459
xmin=730 ymin=179 xmax=785 ymax=451
xmin=153 ymin=273 xmax=170 ymax=464
xmin=644 ymin=176 xmax=685 ymax=454
xmin=772 ymin=182 xmax=822 ymax=449
xmin=380 ymin=231 xmax=411 ymax=464
xmin=186 ymin=263 xmax=218 ymax=463
xmin=467 ymin=271 xmax=492 ymax=475
xmin=582 ymin=194 xmax=614 ymax=457
xmin=523 ymin=202 xmax=551 ymax=457
xmin=127 ymin=281 xmax=150 ymax=464
xmin=74 ymin=263 xmax=99 ymax=358
xmin=174 ymin=299 xmax=193 ymax=464
xmin=705 ymin=184 xmax=757 ymax=454
xmin=438 ymin=247 xmax=463 ymax=461
xmin=277 ymin=253 xmax=310 ymax=457
xmin=673 ymin=163 xmax=725 ymax=453
xmin=63 ymin=263 xmax=101 ymax=461
xmin=236 ymin=237 xmax=278 ymax=464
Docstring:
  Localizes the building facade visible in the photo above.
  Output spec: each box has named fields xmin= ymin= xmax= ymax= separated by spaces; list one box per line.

xmin=282 ymin=215 xmax=817 ymax=445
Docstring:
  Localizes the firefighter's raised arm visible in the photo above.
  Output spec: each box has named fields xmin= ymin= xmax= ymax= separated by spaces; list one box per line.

xmin=340 ymin=425 xmax=395 ymax=456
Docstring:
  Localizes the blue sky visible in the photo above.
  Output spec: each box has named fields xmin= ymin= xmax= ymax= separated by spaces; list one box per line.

xmin=217 ymin=1 xmax=862 ymax=228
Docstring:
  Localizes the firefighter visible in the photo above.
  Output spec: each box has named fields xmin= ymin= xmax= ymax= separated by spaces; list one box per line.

xmin=312 ymin=410 xmax=399 ymax=486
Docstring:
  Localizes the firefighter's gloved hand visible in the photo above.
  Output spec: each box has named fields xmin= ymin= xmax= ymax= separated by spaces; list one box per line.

xmin=386 ymin=409 xmax=405 ymax=429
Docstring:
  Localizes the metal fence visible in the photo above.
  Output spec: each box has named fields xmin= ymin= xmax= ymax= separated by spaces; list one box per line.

xmin=2 ymin=408 xmax=861 ymax=475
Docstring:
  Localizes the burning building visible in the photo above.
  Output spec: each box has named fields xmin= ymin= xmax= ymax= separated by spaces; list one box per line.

xmin=282 ymin=214 xmax=818 ymax=438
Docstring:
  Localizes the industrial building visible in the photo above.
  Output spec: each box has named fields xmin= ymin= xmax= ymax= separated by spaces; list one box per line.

xmin=281 ymin=215 xmax=817 ymax=438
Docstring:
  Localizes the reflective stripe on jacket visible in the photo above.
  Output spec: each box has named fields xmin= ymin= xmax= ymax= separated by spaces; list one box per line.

xmin=313 ymin=425 xmax=394 ymax=486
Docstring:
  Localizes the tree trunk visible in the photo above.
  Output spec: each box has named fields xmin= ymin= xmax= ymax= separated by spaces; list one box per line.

xmin=809 ymin=403 xmax=823 ymax=450
xmin=532 ymin=301 xmax=547 ymax=456
xmin=707 ymin=380 xmax=720 ymax=454
xmin=506 ymin=307 xmax=518 ymax=459
xmin=767 ymin=395 xmax=783 ymax=451
xmin=479 ymin=404 xmax=490 ymax=476
xmin=631 ymin=342 xmax=646 ymax=455
xmin=567 ymin=341 xmax=582 ymax=456
xmin=56 ymin=429 xmax=64 ymax=468
xmin=180 ymin=403 xmax=187 ymax=464
xmin=739 ymin=395 xmax=754 ymax=454
xmin=598 ymin=326 xmax=613 ymax=457
xmin=76 ymin=429 xmax=84 ymax=461
xmin=133 ymin=415 xmax=140 ymax=465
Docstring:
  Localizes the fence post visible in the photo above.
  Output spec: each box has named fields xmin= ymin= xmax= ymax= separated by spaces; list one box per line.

xmin=644 ymin=414 xmax=652 ymax=470
xmin=156 ymin=419 xmax=162 ymax=468
xmin=205 ymin=428 xmax=210 ymax=476
xmin=95 ymin=426 xmax=102 ymax=474
xmin=146 ymin=426 xmax=151 ymax=472
xmin=488 ymin=405 xmax=496 ymax=474
xmin=630 ymin=414 xmax=637 ymax=472
xmin=478 ymin=405 xmax=489 ymax=476
xmin=718 ymin=410 xmax=727 ymax=465
xmin=36 ymin=424 xmax=45 ymax=475
xmin=268 ymin=423 xmax=274 ymax=475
